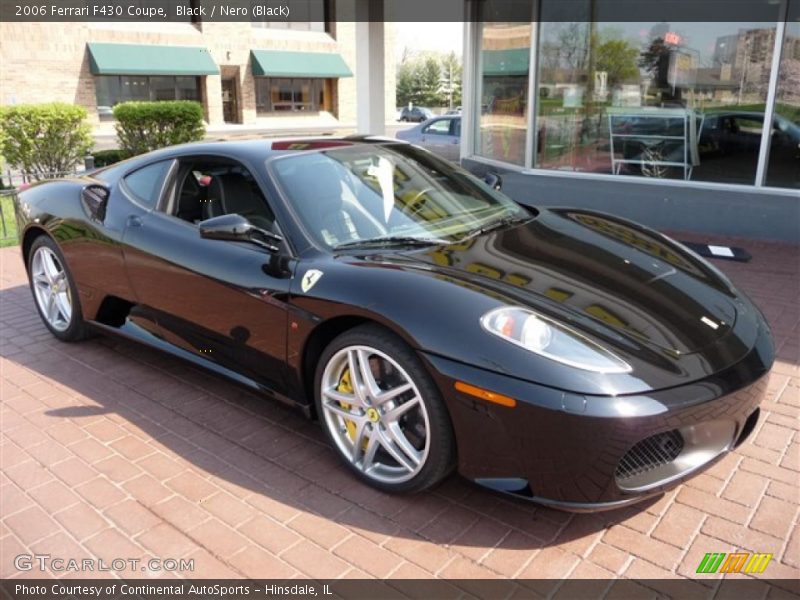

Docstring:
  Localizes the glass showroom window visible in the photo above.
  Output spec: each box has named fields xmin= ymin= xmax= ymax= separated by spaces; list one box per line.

xmin=476 ymin=22 xmax=531 ymax=166
xmin=176 ymin=77 xmax=202 ymax=102
xmin=150 ymin=76 xmax=178 ymax=101
xmin=95 ymin=75 xmax=201 ymax=119
xmin=765 ymin=18 xmax=800 ymax=188
xmin=534 ymin=18 xmax=777 ymax=185
xmin=255 ymin=78 xmax=325 ymax=113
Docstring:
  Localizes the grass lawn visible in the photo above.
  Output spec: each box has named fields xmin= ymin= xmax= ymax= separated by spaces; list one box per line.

xmin=0 ymin=193 xmax=19 ymax=247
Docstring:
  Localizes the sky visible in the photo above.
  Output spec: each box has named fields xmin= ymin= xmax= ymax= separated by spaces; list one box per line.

xmin=394 ymin=22 xmax=464 ymax=62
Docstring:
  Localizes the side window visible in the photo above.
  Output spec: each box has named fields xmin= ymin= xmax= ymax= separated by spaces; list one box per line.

xmin=735 ymin=118 xmax=764 ymax=135
xmin=423 ymin=119 xmax=451 ymax=136
xmin=452 ymin=119 xmax=461 ymax=137
xmin=123 ymin=161 xmax=172 ymax=209
xmin=169 ymin=159 xmax=275 ymax=231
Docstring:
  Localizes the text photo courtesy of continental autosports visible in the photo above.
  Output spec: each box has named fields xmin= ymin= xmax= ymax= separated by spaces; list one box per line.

xmin=0 ymin=0 xmax=798 ymax=597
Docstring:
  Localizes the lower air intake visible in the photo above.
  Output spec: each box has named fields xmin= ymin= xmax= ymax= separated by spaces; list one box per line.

xmin=615 ymin=430 xmax=684 ymax=483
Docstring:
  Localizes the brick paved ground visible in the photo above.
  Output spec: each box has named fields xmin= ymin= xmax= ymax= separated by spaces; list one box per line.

xmin=1 ymin=235 xmax=798 ymax=584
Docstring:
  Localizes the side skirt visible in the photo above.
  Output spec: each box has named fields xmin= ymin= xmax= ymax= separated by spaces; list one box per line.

xmin=88 ymin=319 xmax=313 ymax=419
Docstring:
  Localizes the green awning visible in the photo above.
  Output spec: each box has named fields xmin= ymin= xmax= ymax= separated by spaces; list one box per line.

xmin=87 ymin=43 xmax=219 ymax=76
xmin=250 ymin=50 xmax=352 ymax=78
xmin=482 ymin=48 xmax=530 ymax=77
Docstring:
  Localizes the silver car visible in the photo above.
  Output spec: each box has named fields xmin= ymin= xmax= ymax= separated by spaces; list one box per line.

xmin=396 ymin=116 xmax=461 ymax=161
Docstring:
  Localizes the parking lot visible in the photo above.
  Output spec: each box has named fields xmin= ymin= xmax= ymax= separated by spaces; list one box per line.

xmin=1 ymin=234 xmax=798 ymax=584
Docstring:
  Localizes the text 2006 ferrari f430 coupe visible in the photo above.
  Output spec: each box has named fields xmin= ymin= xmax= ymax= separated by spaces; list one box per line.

xmin=14 ymin=137 xmax=773 ymax=510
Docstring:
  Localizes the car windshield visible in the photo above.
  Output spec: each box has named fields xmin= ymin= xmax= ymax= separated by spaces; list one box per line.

xmin=270 ymin=143 xmax=531 ymax=250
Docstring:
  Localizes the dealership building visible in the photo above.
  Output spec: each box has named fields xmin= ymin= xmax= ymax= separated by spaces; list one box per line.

xmin=0 ymin=12 xmax=395 ymax=133
xmin=453 ymin=2 xmax=800 ymax=242
xmin=0 ymin=1 xmax=797 ymax=242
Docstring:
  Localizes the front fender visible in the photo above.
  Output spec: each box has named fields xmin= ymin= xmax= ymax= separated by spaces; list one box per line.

xmin=284 ymin=254 xmax=771 ymax=399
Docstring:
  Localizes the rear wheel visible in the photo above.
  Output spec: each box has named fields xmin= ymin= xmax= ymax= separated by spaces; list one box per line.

xmin=315 ymin=325 xmax=455 ymax=493
xmin=27 ymin=236 xmax=88 ymax=342
xmin=639 ymin=143 xmax=680 ymax=178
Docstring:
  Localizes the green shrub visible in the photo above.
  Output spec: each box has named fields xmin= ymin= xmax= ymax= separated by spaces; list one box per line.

xmin=0 ymin=103 xmax=93 ymax=180
xmin=114 ymin=101 xmax=205 ymax=156
xmin=92 ymin=148 xmax=131 ymax=167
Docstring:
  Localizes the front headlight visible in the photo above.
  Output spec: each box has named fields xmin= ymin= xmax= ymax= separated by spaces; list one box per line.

xmin=481 ymin=307 xmax=632 ymax=374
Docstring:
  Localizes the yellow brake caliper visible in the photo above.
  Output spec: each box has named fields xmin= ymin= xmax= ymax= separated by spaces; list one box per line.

xmin=337 ymin=368 xmax=369 ymax=450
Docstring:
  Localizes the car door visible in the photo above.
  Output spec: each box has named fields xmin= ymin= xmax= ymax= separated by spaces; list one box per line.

xmin=120 ymin=155 xmax=293 ymax=398
xmin=731 ymin=115 xmax=764 ymax=154
xmin=420 ymin=118 xmax=459 ymax=161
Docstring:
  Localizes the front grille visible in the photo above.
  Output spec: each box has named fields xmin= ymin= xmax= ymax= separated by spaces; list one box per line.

xmin=615 ymin=430 xmax=684 ymax=483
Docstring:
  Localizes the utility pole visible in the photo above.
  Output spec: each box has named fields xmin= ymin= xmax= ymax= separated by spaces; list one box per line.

xmin=737 ymin=36 xmax=750 ymax=106
xmin=448 ymin=61 xmax=454 ymax=110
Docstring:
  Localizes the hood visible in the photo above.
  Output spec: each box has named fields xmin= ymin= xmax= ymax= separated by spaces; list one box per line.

xmin=379 ymin=209 xmax=739 ymax=357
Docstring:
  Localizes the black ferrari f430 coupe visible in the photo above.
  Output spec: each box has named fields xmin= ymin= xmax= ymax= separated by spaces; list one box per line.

xmin=13 ymin=137 xmax=774 ymax=510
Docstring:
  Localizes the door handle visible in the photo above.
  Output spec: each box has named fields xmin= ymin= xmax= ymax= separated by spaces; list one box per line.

xmin=126 ymin=215 xmax=143 ymax=227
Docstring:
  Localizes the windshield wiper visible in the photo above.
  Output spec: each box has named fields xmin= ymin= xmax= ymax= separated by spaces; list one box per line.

xmin=334 ymin=236 xmax=449 ymax=251
xmin=460 ymin=215 xmax=532 ymax=241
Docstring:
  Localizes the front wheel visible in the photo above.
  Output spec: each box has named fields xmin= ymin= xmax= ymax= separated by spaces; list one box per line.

xmin=315 ymin=325 xmax=456 ymax=493
xmin=27 ymin=235 xmax=88 ymax=342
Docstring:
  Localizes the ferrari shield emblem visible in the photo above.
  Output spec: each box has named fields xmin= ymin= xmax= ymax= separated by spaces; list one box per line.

xmin=301 ymin=269 xmax=324 ymax=293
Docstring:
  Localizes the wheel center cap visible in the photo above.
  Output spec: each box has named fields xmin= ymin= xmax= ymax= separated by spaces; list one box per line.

xmin=366 ymin=407 xmax=380 ymax=423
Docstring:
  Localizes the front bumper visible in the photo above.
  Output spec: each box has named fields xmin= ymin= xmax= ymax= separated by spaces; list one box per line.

xmin=422 ymin=324 xmax=773 ymax=511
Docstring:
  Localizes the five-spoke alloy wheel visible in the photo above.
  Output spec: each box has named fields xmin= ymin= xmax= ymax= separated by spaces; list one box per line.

xmin=31 ymin=245 xmax=72 ymax=331
xmin=27 ymin=236 xmax=87 ymax=342
xmin=315 ymin=325 xmax=455 ymax=493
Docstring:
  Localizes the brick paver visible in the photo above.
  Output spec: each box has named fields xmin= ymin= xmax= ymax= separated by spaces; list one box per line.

xmin=1 ymin=235 xmax=798 ymax=581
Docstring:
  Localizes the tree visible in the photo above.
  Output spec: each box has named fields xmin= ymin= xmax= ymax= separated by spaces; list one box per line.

xmin=396 ymin=60 xmax=419 ymax=107
xmin=114 ymin=101 xmax=205 ymax=156
xmin=418 ymin=56 xmax=444 ymax=107
xmin=440 ymin=51 xmax=463 ymax=108
xmin=395 ymin=51 xmax=463 ymax=108
xmin=639 ymin=37 xmax=670 ymax=78
xmin=596 ymin=39 xmax=640 ymax=86
xmin=556 ymin=22 xmax=590 ymax=73
xmin=0 ymin=103 xmax=93 ymax=180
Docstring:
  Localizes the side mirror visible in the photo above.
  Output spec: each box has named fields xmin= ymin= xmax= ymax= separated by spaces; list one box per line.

xmin=81 ymin=184 xmax=109 ymax=222
xmin=199 ymin=213 xmax=283 ymax=253
xmin=484 ymin=171 xmax=503 ymax=191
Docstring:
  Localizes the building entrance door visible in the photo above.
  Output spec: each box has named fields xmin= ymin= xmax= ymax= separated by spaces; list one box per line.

xmin=221 ymin=78 xmax=239 ymax=123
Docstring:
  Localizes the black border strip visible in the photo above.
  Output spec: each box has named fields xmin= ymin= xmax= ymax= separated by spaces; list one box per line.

xmin=0 ymin=0 xmax=797 ymax=23
xmin=2 ymin=578 xmax=800 ymax=600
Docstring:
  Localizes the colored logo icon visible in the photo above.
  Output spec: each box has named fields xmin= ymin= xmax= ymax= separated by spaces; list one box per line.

xmin=696 ymin=552 xmax=772 ymax=574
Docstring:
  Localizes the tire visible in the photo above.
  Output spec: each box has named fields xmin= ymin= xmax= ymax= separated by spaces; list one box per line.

xmin=315 ymin=324 xmax=456 ymax=493
xmin=27 ymin=235 xmax=89 ymax=342
xmin=638 ymin=143 xmax=680 ymax=179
